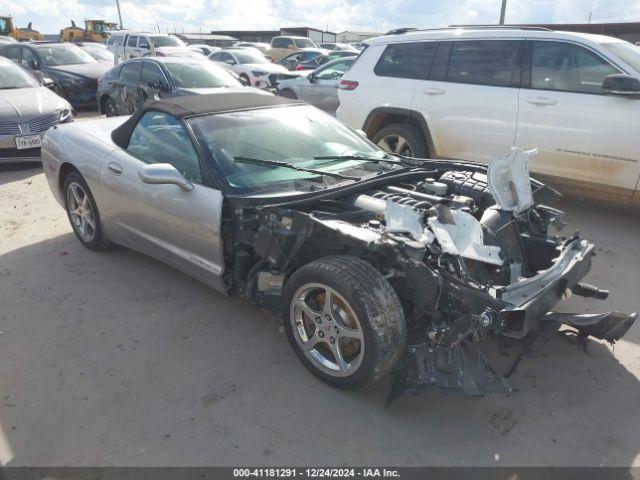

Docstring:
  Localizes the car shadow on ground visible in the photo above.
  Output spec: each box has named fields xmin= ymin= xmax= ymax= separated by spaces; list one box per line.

xmin=0 ymin=230 xmax=639 ymax=467
xmin=0 ymin=163 xmax=42 ymax=187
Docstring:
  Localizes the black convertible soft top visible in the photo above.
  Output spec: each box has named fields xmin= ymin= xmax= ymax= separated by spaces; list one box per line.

xmin=111 ymin=92 xmax=301 ymax=148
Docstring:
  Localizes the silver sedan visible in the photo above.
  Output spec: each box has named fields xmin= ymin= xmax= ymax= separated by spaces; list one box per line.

xmin=276 ymin=57 xmax=356 ymax=114
xmin=0 ymin=57 xmax=72 ymax=163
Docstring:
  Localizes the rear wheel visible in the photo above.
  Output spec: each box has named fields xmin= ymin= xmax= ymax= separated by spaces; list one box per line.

xmin=63 ymin=172 xmax=111 ymax=250
xmin=282 ymin=255 xmax=406 ymax=389
xmin=278 ymin=89 xmax=297 ymax=99
xmin=372 ymin=123 xmax=428 ymax=158
xmin=104 ymin=97 xmax=118 ymax=117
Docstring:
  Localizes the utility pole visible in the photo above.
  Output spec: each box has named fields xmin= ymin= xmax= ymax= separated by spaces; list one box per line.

xmin=499 ymin=0 xmax=507 ymax=25
xmin=115 ymin=0 xmax=123 ymax=29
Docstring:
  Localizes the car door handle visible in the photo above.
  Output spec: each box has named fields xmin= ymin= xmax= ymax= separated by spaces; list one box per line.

xmin=422 ymin=87 xmax=445 ymax=95
xmin=526 ymin=97 xmax=557 ymax=105
xmin=107 ymin=162 xmax=122 ymax=175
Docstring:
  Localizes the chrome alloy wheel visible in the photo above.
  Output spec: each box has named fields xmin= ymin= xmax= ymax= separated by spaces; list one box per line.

xmin=376 ymin=134 xmax=413 ymax=156
xmin=290 ymin=282 xmax=364 ymax=377
xmin=66 ymin=182 xmax=96 ymax=243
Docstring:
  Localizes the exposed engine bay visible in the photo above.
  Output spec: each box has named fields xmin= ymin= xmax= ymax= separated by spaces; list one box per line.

xmin=226 ymin=149 xmax=637 ymax=403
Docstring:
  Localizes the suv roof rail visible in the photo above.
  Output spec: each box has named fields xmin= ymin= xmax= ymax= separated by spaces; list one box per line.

xmin=384 ymin=27 xmax=419 ymax=35
xmin=384 ymin=25 xmax=553 ymax=36
xmin=448 ymin=24 xmax=553 ymax=31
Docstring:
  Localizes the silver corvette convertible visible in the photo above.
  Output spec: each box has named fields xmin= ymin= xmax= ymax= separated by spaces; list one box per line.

xmin=41 ymin=92 xmax=636 ymax=403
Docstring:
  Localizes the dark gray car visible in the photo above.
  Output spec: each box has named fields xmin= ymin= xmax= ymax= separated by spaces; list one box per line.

xmin=96 ymin=57 xmax=244 ymax=116
xmin=0 ymin=42 xmax=110 ymax=108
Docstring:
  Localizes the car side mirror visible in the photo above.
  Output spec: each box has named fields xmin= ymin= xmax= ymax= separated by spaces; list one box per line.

xmin=356 ymin=129 xmax=368 ymax=139
xmin=308 ymin=73 xmax=315 ymax=83
xmin=225 ymin=59 xmax=235 ymax=65
xmin=602 ymin=74 xmax=640 ymax=97
xmin=42 ymin=77 xmax=54 ymax=88
xmin=138 ymin=163 xmax=193 ymax=191
xmin=149 ymin=79 xmax=169 ymax=92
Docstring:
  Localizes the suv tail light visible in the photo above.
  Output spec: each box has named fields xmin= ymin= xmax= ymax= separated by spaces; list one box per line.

xmin=339 ymin=79 xmax=359 ymax=90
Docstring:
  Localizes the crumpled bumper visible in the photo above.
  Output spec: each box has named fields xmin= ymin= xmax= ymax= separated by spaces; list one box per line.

xmin=386 ymin=237 xmax=637 ymax=405
xmin=388 ymin=310 xmax=636 ymax=406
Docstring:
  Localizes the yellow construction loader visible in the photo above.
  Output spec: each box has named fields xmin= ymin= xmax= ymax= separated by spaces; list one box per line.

xmin=0 ymin=16 xmax=44 ymax=41
xmin=60 ymin=19 xmax=118 ymax=43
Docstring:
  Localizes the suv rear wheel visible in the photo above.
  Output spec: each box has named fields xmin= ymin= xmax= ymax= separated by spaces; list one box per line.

xmin=372 ymin=123 xmax=427 ymax=158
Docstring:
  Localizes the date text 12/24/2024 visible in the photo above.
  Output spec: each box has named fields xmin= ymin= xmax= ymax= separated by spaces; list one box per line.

xmin=233 ymin=468 xmax=400 ymax=478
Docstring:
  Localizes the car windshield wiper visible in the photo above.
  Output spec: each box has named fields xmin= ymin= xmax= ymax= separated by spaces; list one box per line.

xmin=313 ymin=154 xmax=402 ymax=165
xmin=234 ymin=156 xmax=360 ymax=181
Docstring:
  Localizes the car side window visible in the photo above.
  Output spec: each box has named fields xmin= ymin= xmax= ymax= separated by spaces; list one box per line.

xmin=120 ymin=62 xmax=141 ymax=83
xmin=530 ymin=41 xmax=619 ymax=94
xmin=141 ymin=62 xmax=169 ymax=89
xmin=128 ymin=35 xmax=138 ymax=48
xmin=5 ymin=46 xmax=21 ymax=62
xmin=127 ymin=112 xmax=202 ymax=182
xmin=210 ymin=52 xmax=222 ymax=61
xmin=374 ymin=42 xmax=437 ymax=79
xmin=221 ymin=52 xmax=235 ymax=63
xmin=272 ymin=38 xmax=285 ymax=49
xmin=301 ymin=51 xmax=319 ymax=62
xmin=139 ymin=37 xmax=150 ymax=49
xmin=316 ymin=60 xmax=352 ymax=80
xmin=446 ymin=40 xmax=521 ymax=87
xmin=21 ymin=48 xmax=38 ymax=69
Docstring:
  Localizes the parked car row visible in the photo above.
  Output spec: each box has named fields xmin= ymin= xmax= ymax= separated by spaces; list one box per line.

xmin=2 ymin=25 xmax=639 ymax=201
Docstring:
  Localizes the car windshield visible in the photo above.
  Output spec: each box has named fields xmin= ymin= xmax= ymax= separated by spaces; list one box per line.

xmin=188 ymin=105 xmax=401 ymax=194
xmin=86 ymin=49 xmax=114 ymax=62
xmin=150 ymin=36 xmax=185 ymax=48
xmin=0 ymin=62 xmax=38 ymax=89
xmin=293 ymin=38 xmax=316 ymax=48
xmin=35 ymin=45 xmax=97 ymax=66
xmin=602 ymin=42 xmax=640 ymax=73
xmin=164 ymin=61 xmax=240 ymax=88
xmin=235 ymin=51 xmax=269 ymax=64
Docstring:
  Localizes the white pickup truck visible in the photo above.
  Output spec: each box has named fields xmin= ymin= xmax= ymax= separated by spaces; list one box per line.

xmin=106 ymin=32 xmax=199 ymax=64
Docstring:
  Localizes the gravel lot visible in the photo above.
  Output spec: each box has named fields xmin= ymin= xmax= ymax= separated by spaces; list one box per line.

xmin=0 ymin=112 xmax=639 ymax=467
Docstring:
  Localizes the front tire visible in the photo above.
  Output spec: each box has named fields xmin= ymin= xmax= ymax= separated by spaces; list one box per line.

xmin=282 ymin=255 xmax=406 ymax=389
xmin=104 ymin=97 xmax=119 ymax=117
xmin=63 ymin=171 xmax=111 ymax=250
xmin=372 ymin=123 xmax=428 ymax=158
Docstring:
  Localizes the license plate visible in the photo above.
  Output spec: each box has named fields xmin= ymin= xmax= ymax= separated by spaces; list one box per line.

xmin=15 ymin=134 xmax=42 ymax=150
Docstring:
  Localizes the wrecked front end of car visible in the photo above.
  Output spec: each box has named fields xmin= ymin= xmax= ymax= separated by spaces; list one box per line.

xmin=229 ymin=148 xmax=636 ymax=402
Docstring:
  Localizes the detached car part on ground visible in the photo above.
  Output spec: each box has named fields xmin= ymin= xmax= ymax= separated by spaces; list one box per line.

xmin=41 ymin=94 xmax=636 ymax=405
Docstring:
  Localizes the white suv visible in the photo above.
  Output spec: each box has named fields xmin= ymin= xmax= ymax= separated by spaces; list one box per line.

xmin=337 ymin=27 xmax=640 ymax=200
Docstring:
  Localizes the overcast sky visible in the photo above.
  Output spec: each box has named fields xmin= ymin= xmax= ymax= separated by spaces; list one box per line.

xmin=2 ymin=0 xmax=640 ymax=35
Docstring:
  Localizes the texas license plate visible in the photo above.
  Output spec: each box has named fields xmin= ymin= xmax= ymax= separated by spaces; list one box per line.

xmin=15 ymin=134 xmax=42 ymax=150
